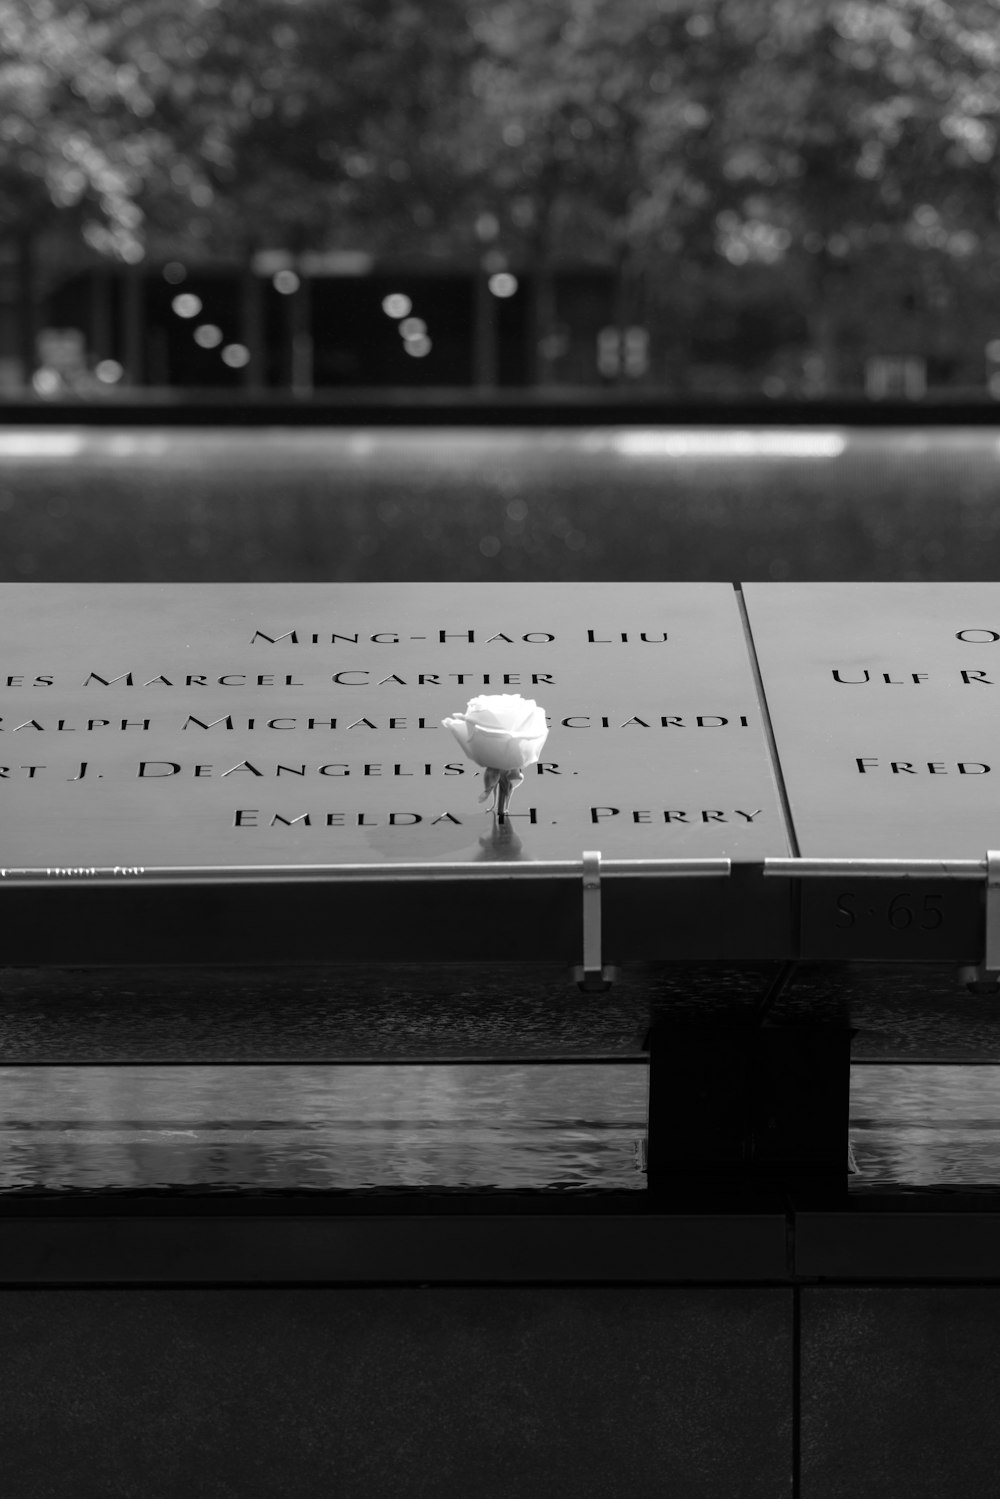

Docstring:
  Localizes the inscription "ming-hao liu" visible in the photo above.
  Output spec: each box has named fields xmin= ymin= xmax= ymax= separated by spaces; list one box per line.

xmin=248 ymin=628 xmax=670 ymax=645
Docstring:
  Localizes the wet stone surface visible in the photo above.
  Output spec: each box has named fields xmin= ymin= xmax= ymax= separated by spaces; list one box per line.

xmin=801 ymin=1288 xmax=1000 ymax=1499
xmin=0 ymin=963 xmax=777 ymax=1061
xmin=1 ymin=1287 xmax=794 ymax=1498
xmin=778 ymin=964 xmax=1000 ymax=1059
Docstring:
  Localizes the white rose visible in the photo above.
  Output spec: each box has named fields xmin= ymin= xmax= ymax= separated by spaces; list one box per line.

xmin=441 ymin=693 xmax=549 ymax=772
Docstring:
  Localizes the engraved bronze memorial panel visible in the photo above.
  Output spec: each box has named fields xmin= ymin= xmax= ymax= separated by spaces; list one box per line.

xmin=0 ymin=583 xmax=792 ymax=963
xmin=744 ymin=583 xmax=998 ymax=960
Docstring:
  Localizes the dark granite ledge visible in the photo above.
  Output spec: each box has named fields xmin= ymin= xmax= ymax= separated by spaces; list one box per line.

xmin=2 ymin=393 xmax=998 ymax=425
xmin=0 ymin=1210 xmax=789 ymax=1285
xmin=1 ymin=1197 xmax=1000 ymax=1284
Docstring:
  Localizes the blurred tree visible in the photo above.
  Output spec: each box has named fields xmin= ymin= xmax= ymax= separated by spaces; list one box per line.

xmin=659 ymin=0 xmax=1000 ymax=393
xmin=0 ymin=0 xmax=173 ymax=377
xmin=1 ymin=0 xmax=484 ymax=381
xmin=463 ymin=0 xmax=1000 ymax=392
xmin=6 ymin=0 xmax=1000 ymax=393
xmin=462 ymin=1 xmax=639 ymax=382
xmin=107 ymin=0 xmax=478 ymax=261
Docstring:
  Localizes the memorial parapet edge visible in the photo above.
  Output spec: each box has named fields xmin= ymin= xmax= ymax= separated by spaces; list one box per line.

xmin=0 ymin=583 xmax=792 ymax=964
xmin=744 ymin=583 xmax=999 ymax=962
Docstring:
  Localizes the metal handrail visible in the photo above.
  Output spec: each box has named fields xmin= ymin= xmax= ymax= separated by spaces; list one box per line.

xmin=3 ymin=852 xmax=995 ymax=883
xmin=0 ymin=856 xmax=732 ymax=885
xmin=763 ymin=857 xmax=988 ymax=879
xmin=7 ymin=854 xmax=998 ymax=883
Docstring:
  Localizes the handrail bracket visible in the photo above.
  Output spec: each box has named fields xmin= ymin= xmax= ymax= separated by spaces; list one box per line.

xmin=573 ymin=850 xmax=617 ymax=993
xmin=961 ymin=848 xmax=1000 ymax=992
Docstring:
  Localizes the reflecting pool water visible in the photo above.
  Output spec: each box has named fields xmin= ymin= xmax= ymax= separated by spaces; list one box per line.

xmin=3 ymin=425 xmax=1000 ymax=584
xmin=851 ymin=1064 xmax=1000 ymax=1187
xmin=1 ymin=1061 xmax=999 ymax=1192
xmin=0 ymin=1064 xmax=647 ymax=1192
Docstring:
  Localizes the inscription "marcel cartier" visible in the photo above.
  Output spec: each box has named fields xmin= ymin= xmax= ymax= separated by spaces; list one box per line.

xmin=67 ymin=672 xmax=557 ymax=688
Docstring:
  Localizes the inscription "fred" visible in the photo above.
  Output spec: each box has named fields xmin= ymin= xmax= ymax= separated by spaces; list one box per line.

xmin=855 ymin=759 xmax=989 ymax=775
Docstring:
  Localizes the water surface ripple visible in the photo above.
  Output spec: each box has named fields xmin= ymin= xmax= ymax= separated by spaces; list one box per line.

xmin=2 ymin=1062 xmax=1000 ymax=1192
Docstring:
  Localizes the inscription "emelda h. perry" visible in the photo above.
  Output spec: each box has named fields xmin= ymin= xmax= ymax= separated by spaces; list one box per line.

xmin=231 ymin=806 xmax=761 ymax=829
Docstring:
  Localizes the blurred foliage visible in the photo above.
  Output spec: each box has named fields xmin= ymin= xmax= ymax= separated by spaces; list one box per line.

xmin=0 ymin=0 xmax=168 ymax=256
xmin=3 ymin=0 xmax=1000 ymax=383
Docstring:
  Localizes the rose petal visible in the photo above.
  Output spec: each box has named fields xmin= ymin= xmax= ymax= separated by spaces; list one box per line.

xmin=441 ymin=715 xmax=473 ymax=751
xmin=443 ymin=695 xmax=548 ymax=769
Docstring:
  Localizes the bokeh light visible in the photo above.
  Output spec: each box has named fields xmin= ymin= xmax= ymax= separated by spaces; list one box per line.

xmin=221 ymin=343 xmax=251 ymax=368
xmin=273 ymin=269 xmax=300 ymax=295
xmin=403 ymin=335 xmax=432 ymax=358
xmin=95 ymin=359 xmax=125 ymax=384
xmin=162 ymin=262 xmax=187 ymax=284
xmin=171 ymin=293 xmax=202 ymax=318
xmin=381 ymin=293 xmax=412 ymax=318
xmin=194 ymin=324 xmax=223 ymax=348
xmin=488 ymin=272 xmax=518 ymax=298
xmin=32 ymin=369 xmax=61 ymax=396
xmin=399 ymin=317 xmax=427 ymax=341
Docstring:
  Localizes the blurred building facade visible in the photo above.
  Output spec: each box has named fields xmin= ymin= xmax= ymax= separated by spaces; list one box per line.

xmin=13 ymin=252 xmax=997 ymax=403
